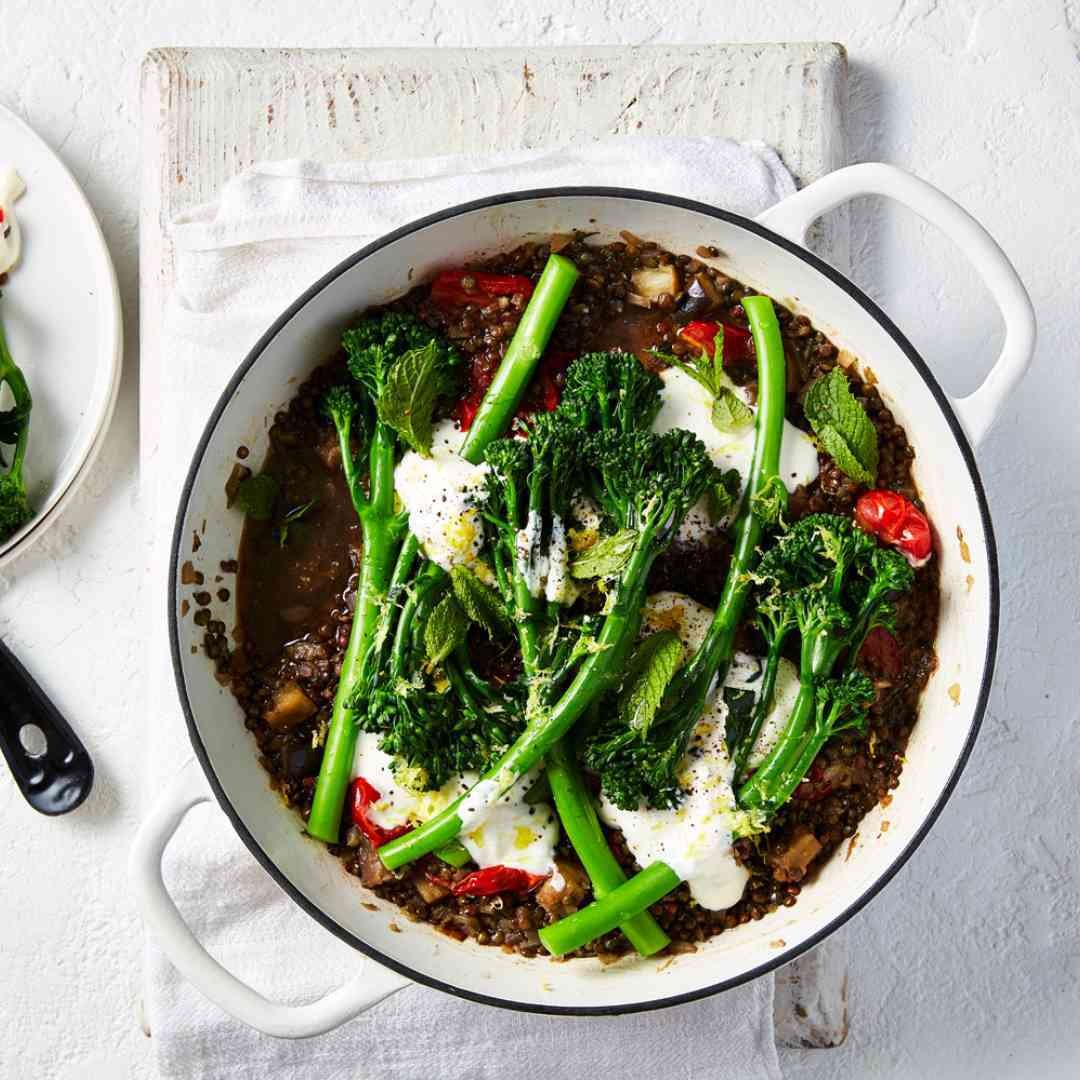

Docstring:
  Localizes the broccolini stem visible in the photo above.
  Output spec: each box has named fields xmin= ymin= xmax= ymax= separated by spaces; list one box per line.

xmin=453 ymin=643 xmax=495 ymax=703
xmin=735 ymin=679 xmax=817 ymax=814
xmin=546 ymin=738 xmax=670 ymax=956
xmin=731 ymin=646 xmax=784 ymax=779
xmin=459 ymin=254 xmax=580 ymax=464
xmin=307 ymin=423 xmax=402 ymax=843
xmin=537 ymin=861 xmax=681 ymax=957
xmin=387 ymin=559 xmax=445 ymax=680
xmin=670 ymin=296 xmax=789 ymax=712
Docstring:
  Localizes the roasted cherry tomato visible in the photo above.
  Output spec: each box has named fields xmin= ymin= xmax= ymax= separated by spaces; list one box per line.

xmin=430 ymin=269 xmax=535 ymax=306
xmin=447 ymin=865 xmax=548 ymax=897
xmin=349 ymin=777 xmax=412 ymax=848
xmin=678 ymin=320 xmax=753 ymax=366
xmin=854 ymin=490 xmax=932 ymax=567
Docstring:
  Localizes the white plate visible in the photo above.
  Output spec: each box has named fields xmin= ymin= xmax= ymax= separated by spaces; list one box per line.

xmin=0 ymin=104 xmax=122 ymax=567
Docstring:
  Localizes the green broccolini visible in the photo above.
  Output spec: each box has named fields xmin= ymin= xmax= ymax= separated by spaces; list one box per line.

xmin=736 ymin=514 xmax=914 ymax=817
xmin=0 ymin=315 xmax=33 ymax=539
xmin=306 ymin=313 xmax=462 ymax=843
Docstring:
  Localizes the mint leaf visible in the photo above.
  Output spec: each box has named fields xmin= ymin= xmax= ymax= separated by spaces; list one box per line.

xmin=803 ymin=368 xmax=878 ymax=484
xmin=711 ymin=386 xmax=753 ymax=433
xmin=450 ymin=565 xmax=513 ymax=637
xmin=815 ymin=424 xmax=876 ymax=486
xmin=424 ymin=593 xmax=469 ymax=667
xmin=377 ymin=340 xmax=441 ymax=455
xmin=233 ymin=473 xmax=277 ymax=520
xmin=618 ymin=630 xmax=685 ymax=736
xmin=707 ymin=468 xmax=742 ymax=522
xmin=570 ymin=528 xmax=638 ymax=580
xmin=750 ymin=474 xmax=789 ymax=525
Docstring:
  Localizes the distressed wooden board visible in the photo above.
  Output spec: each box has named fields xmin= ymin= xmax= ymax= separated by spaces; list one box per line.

xmin=138 ymin=43 xmax=849 ymax=1050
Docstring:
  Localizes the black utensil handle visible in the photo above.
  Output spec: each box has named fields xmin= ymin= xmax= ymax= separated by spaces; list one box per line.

xmin=0 ymin=639 xmax=93 ymax=815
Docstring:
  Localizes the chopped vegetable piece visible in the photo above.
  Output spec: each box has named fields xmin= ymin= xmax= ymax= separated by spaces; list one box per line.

xmin=446 ymin=864 xmax=547 ymax=896
xmin=349 ymin=777 xmax=412 ymax=848
xmin=263 ymin=680 xmax=317 ymax=731
xmin=854 ymin=489 xmax=933 ymax=567
xmin=859 ymin=625 xmax=904 ymax=679
xmin=630 ymin=265 xmax=680 ymax=303
xmin=430 ymin=270 xmax=535 ymax=307
xmin=679 ymin=320 xmax=752 ymax=366
xmin=434 ymin=841 xmax=472 ymax=868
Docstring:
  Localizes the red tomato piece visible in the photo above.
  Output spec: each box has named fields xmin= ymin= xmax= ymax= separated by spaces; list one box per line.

xmin=449 ymin=865 xmax=548 ymax=897
xmin=349 ymin=777 xmax=412 ymax=848
xmin=678 ymin=321 xmax=753 ymax=366
xmin=854 ymin=490 xmax=933 ymax=567
xmin=430 ymin=270 xmax=535 ymax=306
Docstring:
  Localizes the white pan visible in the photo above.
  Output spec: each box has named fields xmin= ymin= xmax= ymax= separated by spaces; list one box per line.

xmin=131 ymin=164 xmax=1035 ymax=1036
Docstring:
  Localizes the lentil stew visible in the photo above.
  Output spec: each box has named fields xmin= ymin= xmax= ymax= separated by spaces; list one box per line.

xmin=209 ymin=233 xmax=938 ymax=961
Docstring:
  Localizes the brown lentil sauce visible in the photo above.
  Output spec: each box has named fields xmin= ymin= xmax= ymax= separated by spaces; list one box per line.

xmin=206 ymin=234 xmax=939 ymax=960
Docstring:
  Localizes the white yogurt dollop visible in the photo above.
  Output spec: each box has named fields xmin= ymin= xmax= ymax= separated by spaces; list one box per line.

xmin=351 ymin=734 xmax=558 ymax=877
xmin=598 ymin=592 xmax=796 ymax=911
xmin=394 ymin=419 xmax=489 ymax=574
xmin=0 ymin=167 xmax=26 ymax=275
xmin=651 ymin=367 xmax=820 ymax=540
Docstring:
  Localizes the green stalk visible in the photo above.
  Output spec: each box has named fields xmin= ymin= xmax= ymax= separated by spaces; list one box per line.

xmin=661 ymin=296 xmax=789 ymax=723
xmin=379 ymin=549 xmax=652 ymax=870
xmin=387 ymin=560 xmax=445 ymax=679
xmin=459 ymin=253 xmax=580 ymax=463
xmin=546 ymin=739 xmax=670 ymax=956
xmin=538 ymin=862 xmax=681 ymax=957
xmin=453 ymin=644 xmax=495 ymax=703
xmin=731 ymin=644 xmax=785 ymax=779
xmin=736 ymin=680 xmax=817 ymax=813
xmin=435 ymin=840 xmax=472 ymax=868
xmin=748 ymin=692 xmax=832 ymax=818
xmin=307 ymin=424 xmax=401 ymax=843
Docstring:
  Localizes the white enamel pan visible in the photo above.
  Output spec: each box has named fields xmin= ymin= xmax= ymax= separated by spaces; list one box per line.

xmin=131 ymin=164 xmax=1035 ymax=1036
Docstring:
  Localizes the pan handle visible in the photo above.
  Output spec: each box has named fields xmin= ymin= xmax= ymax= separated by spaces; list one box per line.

xmin=129 ymin=758 xmax=411 ymax=1038
xmin=756 ymin=162 xmax=1036 ymax=447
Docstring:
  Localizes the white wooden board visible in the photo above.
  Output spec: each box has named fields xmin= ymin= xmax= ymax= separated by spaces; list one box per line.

xmin=138 ymin=42 xmax=849 ymax=1049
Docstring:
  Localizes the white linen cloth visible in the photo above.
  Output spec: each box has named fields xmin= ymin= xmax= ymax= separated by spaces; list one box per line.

xmin=143 ymin=136 xmax=793 ymax=1080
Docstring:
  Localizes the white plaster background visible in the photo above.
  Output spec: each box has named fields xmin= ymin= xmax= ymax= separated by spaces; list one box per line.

xmin=0 ymin=2 xmax=1077 ymax=1077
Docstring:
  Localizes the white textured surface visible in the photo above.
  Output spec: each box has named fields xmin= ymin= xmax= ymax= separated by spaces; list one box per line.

xmin=0 ymin=2 xmax=1076 ymax=1079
